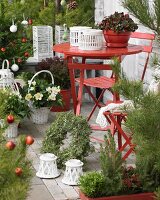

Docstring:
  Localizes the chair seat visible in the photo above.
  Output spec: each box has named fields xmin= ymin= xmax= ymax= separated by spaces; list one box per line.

xmin=76 ymin=76 xmax=115 ymax=89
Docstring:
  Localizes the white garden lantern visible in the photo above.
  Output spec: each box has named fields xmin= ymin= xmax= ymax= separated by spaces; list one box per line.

xmin=0 ymin=60 xmax=14 ymax=88
xmin=62 ymin=159 xmax=83 ymax=185
xmin=36 ymin=153 xmax=60 ymax=178
xmin=33 ymin=26 xmax=53 ymax=61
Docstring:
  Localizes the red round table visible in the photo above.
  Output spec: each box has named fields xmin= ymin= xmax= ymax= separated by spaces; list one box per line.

xmin=53 ymin=43 xmax=143 ymax=115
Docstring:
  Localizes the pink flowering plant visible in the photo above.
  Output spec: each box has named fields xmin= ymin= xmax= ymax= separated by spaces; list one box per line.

xmin=24 ymin=79 xmax=62 ymax=109
xmin=98 ymin=12 xmax=138 ymax=33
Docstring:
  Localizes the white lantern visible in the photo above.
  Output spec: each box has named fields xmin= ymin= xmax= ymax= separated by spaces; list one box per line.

xmin=62 ymin=159 xmax=83 ymax=185
xmin=36 ymin=153 xmax=60 ymax=178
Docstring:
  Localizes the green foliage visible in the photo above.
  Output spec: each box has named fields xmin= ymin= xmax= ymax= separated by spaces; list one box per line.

xmin=36 ymin=57 xmax=70 ymax=89
xmin=99 ymin=12 xmax=138 ymax=33
xmin=125 ymin=93 xmax=160 ymax=191
xmin=0 ymin=89 xmax=30 ymax=122
xmin=113 ymin=64 xmax=160 ymax=192
xmin=41 ymin=111 xmax=93 ymax=168
xmin=100 ymin=133 xmax=123 ymax=196
xmin=56 ymin=0 xmax=94 ymax=27
xmin=0 ymin=0 xmax=33 ymax=70
xmin=0 ymin=134 xmax=32 ymax=200
xmin=122 ymin=0 xmax=160 ymax=38
xmin=79 ymin=171 xmax=106 ymax=198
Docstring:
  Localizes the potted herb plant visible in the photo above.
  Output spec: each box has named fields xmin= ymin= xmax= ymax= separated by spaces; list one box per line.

xmin=36 ymin=57 xmax=71 ymax=112
xmin=98 ymin=12 xmax=138 ymax=47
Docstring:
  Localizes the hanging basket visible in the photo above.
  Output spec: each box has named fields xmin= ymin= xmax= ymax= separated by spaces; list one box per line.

xmin=29 ymin=70 xmax=54 ymax=124
xmin=0 ymin=60 xmax=14 ymax=88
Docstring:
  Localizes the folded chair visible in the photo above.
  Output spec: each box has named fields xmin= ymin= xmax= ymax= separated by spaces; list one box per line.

xmin=102 ymin=32 xmax=155 ymax=160
xmin=76 ymin=32 xmax=155 ymax=129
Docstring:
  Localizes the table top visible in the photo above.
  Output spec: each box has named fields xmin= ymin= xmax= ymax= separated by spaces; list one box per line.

xmin=53 ymin=43 xmax=143 ymax=58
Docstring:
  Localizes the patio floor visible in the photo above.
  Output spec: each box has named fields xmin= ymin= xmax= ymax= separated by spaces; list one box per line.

xmin=18 ymin=102 xmax=135 ymax=200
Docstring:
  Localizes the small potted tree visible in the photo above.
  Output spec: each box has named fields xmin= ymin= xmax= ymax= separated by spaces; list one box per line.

xmin=98 ymin=12 xmax=138 ymax=47
xmin=79 ymin=132 xmax=155 ymax=200
xmin=36 ymin=57 xmax=71 ymax=112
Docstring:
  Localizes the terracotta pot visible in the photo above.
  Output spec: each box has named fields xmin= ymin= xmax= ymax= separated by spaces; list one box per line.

xmin=79 ymin=191 xmax=155 ymax=200
xmin=51 ymin=89 xmax=71 ymax=112
xmin=103 ymin=30 xmax=131 ymax=48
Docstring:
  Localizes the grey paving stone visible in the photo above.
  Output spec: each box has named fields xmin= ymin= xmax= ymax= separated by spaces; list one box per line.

xmin=62 ymin=188 xmax=79 ymax=200
xmin=26 ymin=185 xmax=54 ymax=200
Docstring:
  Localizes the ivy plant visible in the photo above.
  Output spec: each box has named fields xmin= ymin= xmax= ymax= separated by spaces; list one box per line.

xmin=41 ymin=111 xmax=94 ymax=168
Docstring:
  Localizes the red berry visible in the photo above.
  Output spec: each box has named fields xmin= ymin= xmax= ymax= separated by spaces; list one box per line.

xmin=21 ymin=38 xmax=27 ymax=43
xmin=24 ymin=52 xmax=29 ymax=57
xmin=7 ymin=114 xmax=14 ymax=123
xmin=6 ymin=141 xmax=16 ymax=150
xmin=1 ymin=47 xmax=6 ymax=52
xmin=28 ymin=19 xmax=33 ymax=25
xmin=15 ymin=167 xmax=22 ymax=176
xmin=25 ymin=136 xmax=34 ymax=145
xmin=17 ymin=58 xmax=22 ymax=63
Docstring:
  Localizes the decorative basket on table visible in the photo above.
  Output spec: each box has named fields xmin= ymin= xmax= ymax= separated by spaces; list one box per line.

xmin=0 ymin=59 xmax=14 ymax=88
xmin=28 ymin=70 xmax=55 ymax=125
xmin=78 ymin=29 xmax=103 ymax=50
xmin=70 ymin=26 xmax=92 ymax=46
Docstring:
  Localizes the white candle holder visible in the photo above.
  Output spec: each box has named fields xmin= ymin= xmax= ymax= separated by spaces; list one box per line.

xmin=62 ymin=159 xmax=83 ymax=185
xmin=36 ymin=153 xmax=60 ymax=178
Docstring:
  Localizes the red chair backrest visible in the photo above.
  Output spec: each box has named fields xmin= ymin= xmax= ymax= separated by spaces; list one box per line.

xmin=130 ymin=32 xmax=155 ymax=80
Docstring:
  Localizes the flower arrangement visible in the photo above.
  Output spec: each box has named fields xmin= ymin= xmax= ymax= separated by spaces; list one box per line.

xmin=98 ymin=11 xmax=138 ymax=33
xmin=25 ymin=79 xmax=62 ymax=109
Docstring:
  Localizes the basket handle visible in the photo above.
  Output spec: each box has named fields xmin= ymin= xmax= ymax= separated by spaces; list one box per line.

xmin=0 ymin=77 xmax=20 ymax=94
xmin=29 ymin=70 xmax=54 ymax=88
xmin=2 ymin=59 xmax=10 ymax=70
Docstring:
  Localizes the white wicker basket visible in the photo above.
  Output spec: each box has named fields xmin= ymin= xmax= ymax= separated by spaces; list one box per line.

xmin=33 ymin=26 xmax=53 ymax=62
xmin=29 ymin=70 xmax=54 ymax=124
xmin=78 ymin=29 xmax=103 ymax=50
xmin=5 ymin=123 xmax=18 ymax=138
xmin=70 ymin=26 xmax=92 ymax=46
xmin=0 ymin=60 xmax=14 ymax=88
xmin=31 ymin=107 xmax=50 ymax=124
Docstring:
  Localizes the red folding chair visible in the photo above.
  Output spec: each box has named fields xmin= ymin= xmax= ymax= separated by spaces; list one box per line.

xmin=102 ymin=32 xmax=155 ymax=160
xmin=76 ymin=32 xmax=155 ymax=124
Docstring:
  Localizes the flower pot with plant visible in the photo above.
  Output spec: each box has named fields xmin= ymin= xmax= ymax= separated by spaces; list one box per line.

xmin=98 ymin=12 xmax=138 ymax=47
xmin=0 ymin=89 xmax=30 ymax=138
xmin=36 ymin=57 xmax=71 ymax=112
xmin=79 ymin=132 xmax=155 ymax=200
xmin=24 ymin=70 xmax=62 ymax=124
